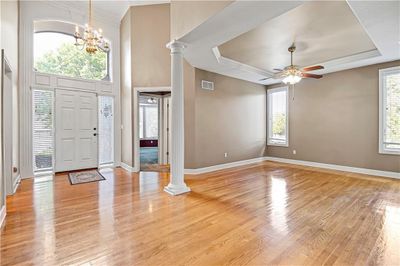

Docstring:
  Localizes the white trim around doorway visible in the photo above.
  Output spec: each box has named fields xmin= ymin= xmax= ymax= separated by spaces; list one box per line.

xmin=133 ymin=87 xmax=171 ymax=172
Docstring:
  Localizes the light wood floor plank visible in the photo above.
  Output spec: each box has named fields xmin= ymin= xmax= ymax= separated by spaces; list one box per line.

xmin=1 ymin=162 xmax=399 ymax=265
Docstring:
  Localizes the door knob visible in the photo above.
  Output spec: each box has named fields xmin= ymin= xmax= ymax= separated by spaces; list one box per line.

xmin=94 ymin=128 xmax=97 ymax=130
xmin=94 ymin=133 xmax=97 ymax=136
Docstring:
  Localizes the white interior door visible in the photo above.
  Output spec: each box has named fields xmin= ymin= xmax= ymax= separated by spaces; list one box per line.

xmin=55 ymin=89 xmax=98 ymax=172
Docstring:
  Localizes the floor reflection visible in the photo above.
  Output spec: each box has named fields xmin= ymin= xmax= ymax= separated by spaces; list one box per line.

xmin=383 ymin=205 xmax=400 ymax=264
xmin=270 ymin=176 xmax=288 ymax=235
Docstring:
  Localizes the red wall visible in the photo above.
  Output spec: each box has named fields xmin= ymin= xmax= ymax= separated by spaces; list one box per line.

xmin=140 ymin=139 xmax=158 ymax=147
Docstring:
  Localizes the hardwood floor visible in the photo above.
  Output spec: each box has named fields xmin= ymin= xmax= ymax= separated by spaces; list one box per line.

xmin=1 ymin=161 xmax=400 ymax=265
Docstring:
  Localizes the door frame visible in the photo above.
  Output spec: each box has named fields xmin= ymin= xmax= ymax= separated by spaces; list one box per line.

xmin=1 ymin=50 xmax=15 ymax=195
xmin=133 ymin=87 xmax=171 ymax=172
xmin=32 ymin=88 xmax=116 ymax=175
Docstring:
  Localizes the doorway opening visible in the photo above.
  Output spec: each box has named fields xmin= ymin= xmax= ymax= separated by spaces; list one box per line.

xmin=136 ymin=90 xmax=171 ymax=172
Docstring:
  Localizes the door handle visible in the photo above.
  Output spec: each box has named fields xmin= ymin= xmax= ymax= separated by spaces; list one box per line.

xmin=94 ymin=133 xmax=97 ymax=136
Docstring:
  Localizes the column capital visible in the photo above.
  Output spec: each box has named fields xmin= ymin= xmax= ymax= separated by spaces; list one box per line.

xmin=166 ymin=40 xmax=187 ymax=53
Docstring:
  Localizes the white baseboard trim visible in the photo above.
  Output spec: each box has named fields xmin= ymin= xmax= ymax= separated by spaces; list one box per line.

xmin=264 ymin=156 xmax=400 ymax=179
xmin=183 ymin=156 xmax=399 ymax=180
xmin=0 ymin=205 xmax=6 ymax=228
xmin=184 ymin=157 xmax=266 ymax=175
xmin=13 ymin=174 xmax=21 ymax=194
xmin=119 ymin=162 xmax=138 ymax=173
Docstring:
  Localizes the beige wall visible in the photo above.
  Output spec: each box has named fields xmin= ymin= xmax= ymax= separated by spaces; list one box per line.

xmin=120 ymin=4 xmax=171 ymax=167
xmin=1 ymin=0 xmax=19 ymax=209
xmin=191 ymin=69 xmax=266 ymax=168
xmin=120 ymin=9 xmax=133 ymax=166
xmin=170 ymin=0 xmax=266 ymax=169
xmin=131 ymin=4 xmax=171 ymax=87
xmin=170 ymin=0 xmax=232 ymax=39
xmin=183 ymin=60 xmax=197 ymax=168
xmin=266 ymin=60 xmax=400 ymax=173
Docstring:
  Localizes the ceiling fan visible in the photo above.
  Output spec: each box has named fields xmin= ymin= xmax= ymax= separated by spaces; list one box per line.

xmin=261 ymin=43 xmax=324 ymax=84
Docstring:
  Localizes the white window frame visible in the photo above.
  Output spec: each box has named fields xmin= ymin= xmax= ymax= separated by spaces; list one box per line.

xmin=267 ymin=86 xmax=289 ymax=147
xmin=379 ymin=66 xmax=400 ymax=155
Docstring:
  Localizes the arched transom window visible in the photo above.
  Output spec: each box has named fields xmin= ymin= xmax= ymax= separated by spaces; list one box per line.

xmin=33 ymin=21 xmax=110 ymax=81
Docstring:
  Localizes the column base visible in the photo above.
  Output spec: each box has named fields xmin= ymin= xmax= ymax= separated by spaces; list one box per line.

xmin=164 ymin=183 xmax=191 ymax=196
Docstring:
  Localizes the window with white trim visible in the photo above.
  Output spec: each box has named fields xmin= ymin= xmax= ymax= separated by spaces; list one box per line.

xmin=33 ymin=31 xmax=110 ymax=81
xmin=139 ymin=98 xmax=159 ymax=139
xmin=267 ymin=86 xmax=289 ymax=146
xmin=379 ymin=66 xmax=400 ymax=155
xmin=98 ymin=96 xmax=114 ymax=165
xmin=32 ymin=89 xmax=54 ymax=172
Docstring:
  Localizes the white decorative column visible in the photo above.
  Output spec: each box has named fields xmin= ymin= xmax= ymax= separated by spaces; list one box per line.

xmin=164 ymin=40 xmax=191 ymax=196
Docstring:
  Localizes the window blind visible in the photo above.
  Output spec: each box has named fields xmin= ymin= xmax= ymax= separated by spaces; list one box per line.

xmin=32 ymin=90 xmax=54 ymax=172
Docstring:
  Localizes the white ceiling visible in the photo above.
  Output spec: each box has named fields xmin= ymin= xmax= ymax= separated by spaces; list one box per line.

xmin=47 ymin=0 xmax=169 ymax=24
xmin=178 ymin=1 xmax=400 ymax=85
xmin=219 ymin=1 xmax=377 ymax=73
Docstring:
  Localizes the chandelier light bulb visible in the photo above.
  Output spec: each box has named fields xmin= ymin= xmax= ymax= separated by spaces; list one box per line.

xmin=73 ymin=0 xmax=110 ymax=55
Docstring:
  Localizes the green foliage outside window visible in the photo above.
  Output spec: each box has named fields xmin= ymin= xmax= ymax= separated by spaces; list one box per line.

xmin=34 ymin=42 xmax=108 ymax=80
xmin=386 ymin=74 xmax=400 ymax=145
xmin=273 ymin=113 xmax=286 ymax=137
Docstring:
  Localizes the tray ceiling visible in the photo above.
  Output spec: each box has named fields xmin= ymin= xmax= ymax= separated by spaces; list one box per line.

xmin=179 ymin=1 xmax=399 ymax=85
xmin=218 ymin=1 xmax=377 ymax=72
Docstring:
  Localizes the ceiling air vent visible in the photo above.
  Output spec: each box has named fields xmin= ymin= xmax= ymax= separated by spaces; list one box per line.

xmin=201 ymin=80 xmax=214 ymax=91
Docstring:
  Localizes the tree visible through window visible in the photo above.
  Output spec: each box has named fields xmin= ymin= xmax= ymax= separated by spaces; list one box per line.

xmin=268 ymin=87 xmax=289 ymax=146
xmin=380 ymin=67 xmax=400 ymax=154
xmin=34 ymin=32 xmax=109 ymax=80
xmin=33 ymin=90 xmax=54 ymax=172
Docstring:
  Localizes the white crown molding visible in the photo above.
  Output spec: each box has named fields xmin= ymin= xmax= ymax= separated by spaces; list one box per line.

xmin=184 ymin=156 xmax=400 ymax=180
xmin=0 ymin=205 xmax=6 ymax=229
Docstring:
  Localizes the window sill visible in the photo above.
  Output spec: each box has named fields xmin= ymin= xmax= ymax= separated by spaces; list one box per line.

xmin=267 ymin=142 xmax=289 ymax=147
xmin=379 ymin=150 xmax=400 ymax=156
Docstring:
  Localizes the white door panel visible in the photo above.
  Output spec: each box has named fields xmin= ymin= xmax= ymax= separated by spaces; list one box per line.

xmin=55 ymin=90 xmax=98 ymax=172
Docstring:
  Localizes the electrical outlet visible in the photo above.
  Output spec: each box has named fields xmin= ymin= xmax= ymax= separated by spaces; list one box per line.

xmin=224 ymin=152 xmax=228 ymax=158
xmin=293 ymin=150 xmax=296 ymax=155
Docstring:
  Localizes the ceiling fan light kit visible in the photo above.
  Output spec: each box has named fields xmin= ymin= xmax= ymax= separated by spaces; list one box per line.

xmin=271 ymin=43 xmax=324 ymax=85
xmin=283 ymin=74 xmax=302 ymax=85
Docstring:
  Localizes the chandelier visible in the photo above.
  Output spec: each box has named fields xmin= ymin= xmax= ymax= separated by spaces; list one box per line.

xmin=74 ymin=0 xmax=110 ymax=54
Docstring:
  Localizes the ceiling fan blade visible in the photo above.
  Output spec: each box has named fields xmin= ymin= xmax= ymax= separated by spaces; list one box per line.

xmin=259 ymin=77 xmax=270 ymax=81
xmin=302 ymin=65 xmax=324 ymax=72
xmin=273 ymin=68 xmax=283 ymax=72
xmin=302 ymin=73 xmax=323 ymax=79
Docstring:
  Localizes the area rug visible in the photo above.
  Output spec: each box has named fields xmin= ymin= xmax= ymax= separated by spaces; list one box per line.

xmin=68 ymin=170 xmax=106 ymax=185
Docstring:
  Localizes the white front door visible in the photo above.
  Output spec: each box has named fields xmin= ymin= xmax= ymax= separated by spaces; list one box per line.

xmin=55 ymin=89 xmax=98 ymax=172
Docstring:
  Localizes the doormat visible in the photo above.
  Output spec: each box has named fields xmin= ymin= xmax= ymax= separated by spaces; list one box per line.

xmin=68 ymin=170 xmax=106 ymax=185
